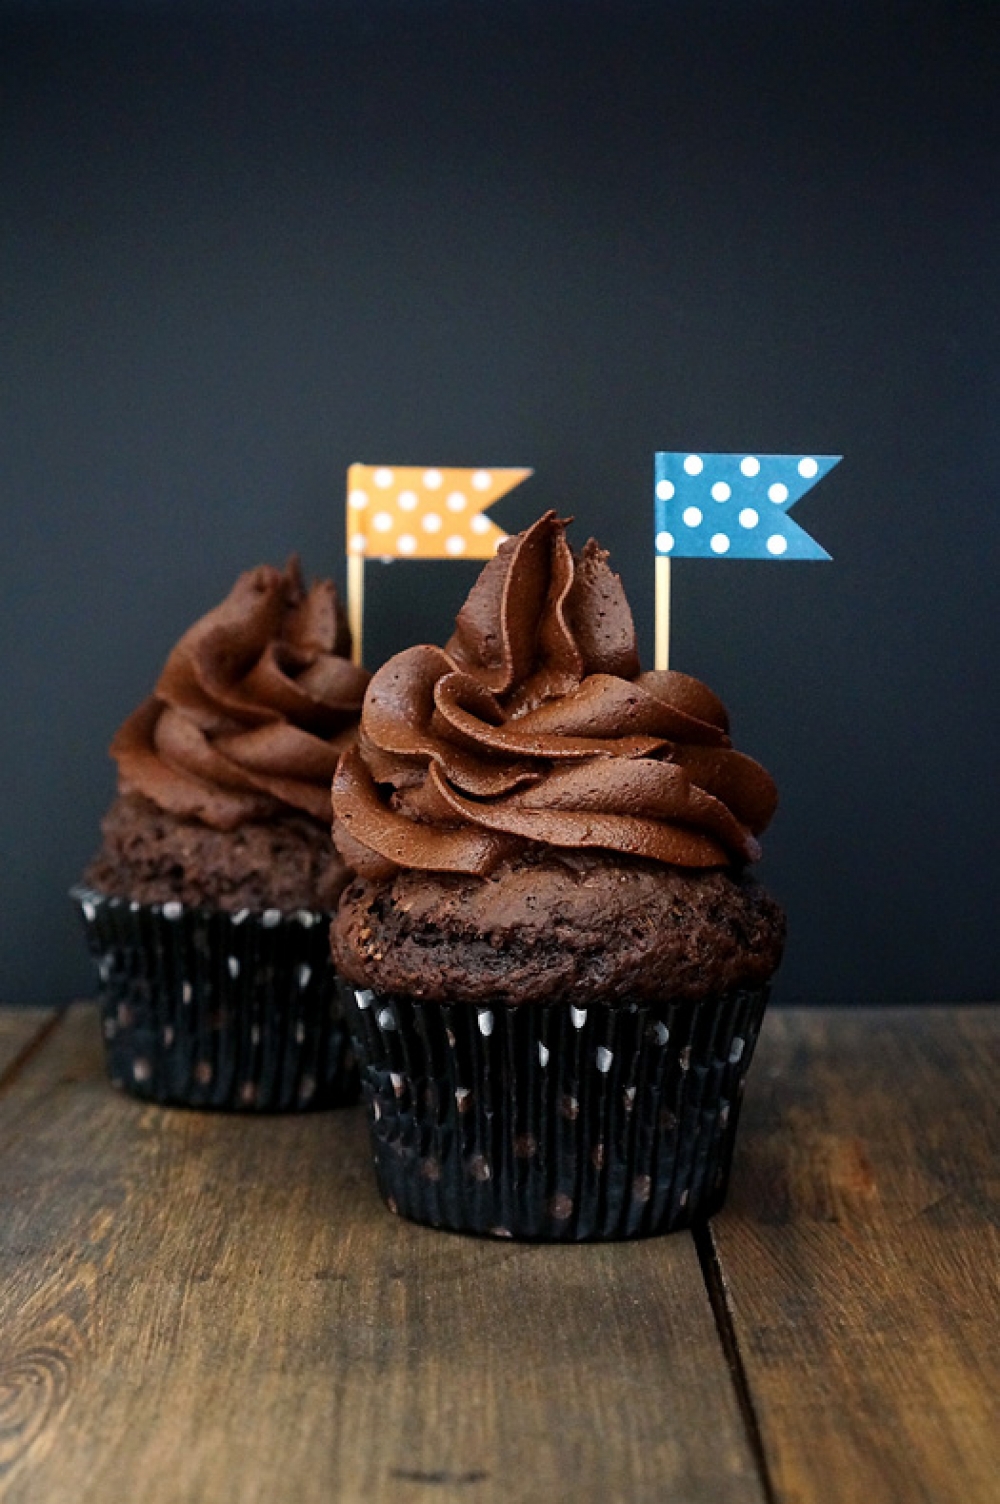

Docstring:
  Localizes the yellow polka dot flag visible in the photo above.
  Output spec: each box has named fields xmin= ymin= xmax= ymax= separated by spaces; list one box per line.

xmin=346 ymin=463 xmax=532 ymax=560
xmin=344 ymin=463 xmax=533 ymax=664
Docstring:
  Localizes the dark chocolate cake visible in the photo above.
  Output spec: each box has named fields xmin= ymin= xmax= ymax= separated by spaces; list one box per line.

xmin=334 ymin=851 xmax=783 ymax=1006
xmin=87 ymin=791 xmax=348 ymax=913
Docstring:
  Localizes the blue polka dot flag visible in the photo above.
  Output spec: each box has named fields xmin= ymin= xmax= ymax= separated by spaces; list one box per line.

xmin=654 ymin=452 xmax=840 ymax=560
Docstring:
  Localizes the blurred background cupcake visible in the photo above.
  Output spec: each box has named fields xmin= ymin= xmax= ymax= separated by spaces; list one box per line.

xmin=332 ymin=512 xmax=785 ymax=1238
xmin=74 ymin=556 xmax=370 ymax=1111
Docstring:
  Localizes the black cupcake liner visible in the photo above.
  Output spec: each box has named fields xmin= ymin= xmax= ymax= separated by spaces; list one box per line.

xmin=71 ymin=884 xmax=359 ymax=1111
xmin=344 ymin=984 xmax=769 ymax=1240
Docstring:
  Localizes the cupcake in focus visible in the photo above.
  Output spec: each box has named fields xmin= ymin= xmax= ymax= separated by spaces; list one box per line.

xmin=74 ymin=558 xmax=370 ymax=1110
xmin=332 ymin=512 xmax=785 ymax=1238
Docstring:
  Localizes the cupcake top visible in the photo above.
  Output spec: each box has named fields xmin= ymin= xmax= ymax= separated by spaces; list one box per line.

xmin=332 ymin=512 xmax=777 ymax=879
xmin=113 ymin=558 xmax=370 ymax=832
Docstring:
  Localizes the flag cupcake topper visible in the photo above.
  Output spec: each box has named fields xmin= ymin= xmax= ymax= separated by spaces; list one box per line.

xmin=653 ymin=452 xmax=840 ymax=669
xmin=345 ymin=463 xmax=533 ymax=664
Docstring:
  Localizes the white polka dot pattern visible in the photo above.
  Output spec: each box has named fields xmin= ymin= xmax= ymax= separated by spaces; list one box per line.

xmin=346 ymin=464 xmax=532 ymax=559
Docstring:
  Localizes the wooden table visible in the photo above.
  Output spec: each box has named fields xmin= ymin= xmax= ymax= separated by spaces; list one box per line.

xmin=0 ymin=1004 xmax=996 ymax=1503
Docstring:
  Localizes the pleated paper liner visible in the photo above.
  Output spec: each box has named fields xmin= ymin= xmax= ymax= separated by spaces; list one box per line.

xmin=71 ymin=885 xmax=359 ymax=1111
xmin=344 ymin=983 xmax=770 ymax=1241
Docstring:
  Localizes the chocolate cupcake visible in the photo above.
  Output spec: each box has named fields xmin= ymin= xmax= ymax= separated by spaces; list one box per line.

xmin=74 ymin=558 xmax=370 ymax=1111
xmin=332 ymin=512 xmax=785 ymax=1238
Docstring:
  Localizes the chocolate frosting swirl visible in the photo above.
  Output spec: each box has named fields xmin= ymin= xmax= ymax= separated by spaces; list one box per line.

xmin=332 ymin=513 xmax=778 ymax=877
xmin=112 ymin=559 xmax=370 ymax=831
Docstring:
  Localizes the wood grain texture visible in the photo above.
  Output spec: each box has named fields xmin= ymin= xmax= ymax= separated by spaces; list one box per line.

xmin=0 ymin=1005 xmax=762 ymax=1504
xmin=0 ymin=1009 xmax=57 ymax=1084
xmin=710 ymin=1006 xmax=1000 ymax=1504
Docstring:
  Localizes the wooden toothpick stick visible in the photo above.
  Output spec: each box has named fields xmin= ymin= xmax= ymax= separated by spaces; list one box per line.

xmin=655 ymin=554 xmax=671 ymax=671
xmin=347 ymin=551 xmax=364 ymax=667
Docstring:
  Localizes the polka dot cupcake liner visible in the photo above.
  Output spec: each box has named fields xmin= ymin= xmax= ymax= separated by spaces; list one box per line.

xmin=71 ymin=885 xmax=359 ymax=1112
xmin=343 ymin=983 xmax=770 ymax=1241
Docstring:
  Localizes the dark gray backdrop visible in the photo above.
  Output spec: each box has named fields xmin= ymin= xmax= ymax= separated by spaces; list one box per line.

xmin=3 ymin=1 xmax=998 ymax=1005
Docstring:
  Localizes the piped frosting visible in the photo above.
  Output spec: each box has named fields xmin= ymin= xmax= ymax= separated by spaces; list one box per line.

xmin=113 ymin=558 xmax=369 ymax=830
xmin=332 ymin=513 xmax=777 ymax=877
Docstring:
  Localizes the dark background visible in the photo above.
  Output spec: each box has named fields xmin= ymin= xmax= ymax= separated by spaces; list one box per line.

xmin=2 ymin=1 xmax=998 ymax=1006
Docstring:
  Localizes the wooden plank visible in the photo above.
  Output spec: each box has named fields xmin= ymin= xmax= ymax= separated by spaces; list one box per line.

xmin=0 ymin=1008 xmax=58 ymax=1084
xmin=709 ymin=1006 xmax=1000 ymax=1504
xmin=0 ymin=1004 xmax=763 ymax=1504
